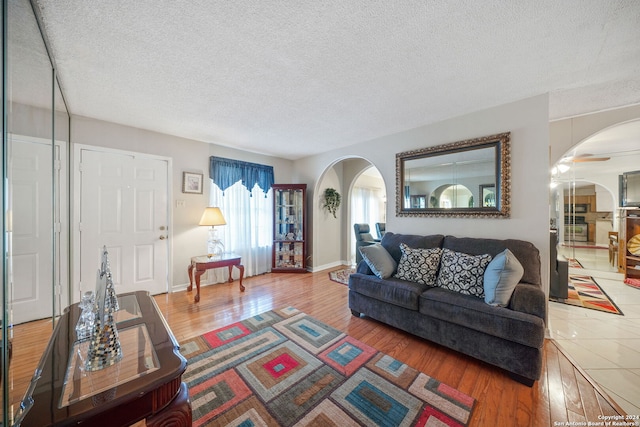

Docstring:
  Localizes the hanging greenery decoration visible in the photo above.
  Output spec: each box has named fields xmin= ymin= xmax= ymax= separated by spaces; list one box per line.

xmin=323 ymin=188 xmax=341 ymax=218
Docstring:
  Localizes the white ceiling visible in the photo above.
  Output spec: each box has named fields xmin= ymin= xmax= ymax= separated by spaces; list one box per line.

xmin=34 ymin=0 xmax=640 ymax=160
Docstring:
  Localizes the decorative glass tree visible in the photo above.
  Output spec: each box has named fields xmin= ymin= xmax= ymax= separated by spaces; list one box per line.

xmin=85 ymin=246 xmax=122 ymax=371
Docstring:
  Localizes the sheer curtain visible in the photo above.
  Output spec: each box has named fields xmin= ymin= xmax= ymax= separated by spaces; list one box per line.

xmin=351 ymin=186 xmax=383 ymax=263
xmin=208 ymin=181 xmax=273 ymax=280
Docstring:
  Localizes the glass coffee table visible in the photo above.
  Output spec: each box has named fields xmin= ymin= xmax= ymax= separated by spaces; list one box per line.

xmin=15 ymin=291 xmax=191 ymax=427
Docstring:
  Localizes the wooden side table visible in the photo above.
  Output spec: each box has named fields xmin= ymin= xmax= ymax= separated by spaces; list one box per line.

xmin=187 ymin=254 xmax=245 ymax=302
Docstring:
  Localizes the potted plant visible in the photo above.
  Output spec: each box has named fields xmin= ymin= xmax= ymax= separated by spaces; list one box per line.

xmin=323 ymin=188 xmax=341 ymax=218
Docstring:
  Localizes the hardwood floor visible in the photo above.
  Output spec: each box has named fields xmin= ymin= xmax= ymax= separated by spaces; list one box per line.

xmin=8 ymin=270 xmax=627 ymax=426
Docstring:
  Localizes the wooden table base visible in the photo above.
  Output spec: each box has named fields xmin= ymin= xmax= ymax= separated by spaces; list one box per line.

xmin=187 ymin=255 xmax=245 ymax=302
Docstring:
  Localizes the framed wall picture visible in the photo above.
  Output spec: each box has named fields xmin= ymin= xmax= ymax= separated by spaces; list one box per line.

xmin=183 ymin=172 xmax=203 ymax=194
xmin=480 ymin=184 xmax=496 ymax=207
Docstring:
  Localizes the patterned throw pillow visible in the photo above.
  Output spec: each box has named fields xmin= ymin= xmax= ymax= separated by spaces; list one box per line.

xmin=394 ymin=243 xmax=442 ymax=286
xmin=436 ymin=248 xmax=492 ymax=298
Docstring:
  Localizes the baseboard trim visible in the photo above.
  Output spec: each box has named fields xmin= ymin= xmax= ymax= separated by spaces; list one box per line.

xmin=308 ymin=260 xmax=351 ymax=273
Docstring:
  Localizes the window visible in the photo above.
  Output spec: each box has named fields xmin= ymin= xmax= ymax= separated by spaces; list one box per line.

xmin=209 ymin=181 xmax=273 ymax=278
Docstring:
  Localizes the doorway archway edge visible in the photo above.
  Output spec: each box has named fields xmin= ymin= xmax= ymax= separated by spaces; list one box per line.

xmin=311 ymin=156 xmax=385 ymax=272
xmin=550 ymin=105 xmax=640 ymax=164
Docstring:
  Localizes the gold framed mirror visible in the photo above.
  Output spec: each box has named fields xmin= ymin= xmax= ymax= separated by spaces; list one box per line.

xmin=396 ymin=132 xmax=511 ymax=218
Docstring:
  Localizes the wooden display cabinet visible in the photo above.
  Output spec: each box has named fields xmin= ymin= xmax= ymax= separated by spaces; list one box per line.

xmin=272 ymin=184 xmax=307 ymax=273
xmin=622 ymin=212 xmax=640 ymax=280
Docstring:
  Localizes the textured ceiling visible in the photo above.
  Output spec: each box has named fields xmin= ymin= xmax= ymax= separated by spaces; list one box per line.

xmin=34 ymin=0 xmax=640 ymax=159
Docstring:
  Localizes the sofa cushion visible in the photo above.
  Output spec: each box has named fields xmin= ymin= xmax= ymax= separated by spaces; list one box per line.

xmin=349 ymin=273 xmax=428 ymax=310
xmin=442 ymin=236 xmax=541 ymax=286
xmin=394 ymin=243 xmax=442 ymax=286
xmin=380 ymin=232 xmax=445 ymax=264
xmin=359 ymin=244 xmax=397 ymax=279
xmin=436 ymin=249 xmax=492 ymax=298
xmin=419 ymin=288 xmax=545 ymax=348
xmin=484 ymin=249 xmax=524 ymax=307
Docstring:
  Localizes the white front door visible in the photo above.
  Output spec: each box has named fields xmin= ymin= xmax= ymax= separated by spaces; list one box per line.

xmin=9 ymin=136 xmax=55 ymax=323
xmin=78 ymin=147 xmax=169 ymax=297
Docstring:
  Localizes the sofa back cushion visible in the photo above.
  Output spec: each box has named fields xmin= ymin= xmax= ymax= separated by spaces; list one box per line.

xmin=442 ymin=236 xmax=541 ymax=286
xmin=381 ymin=232 xmax=445 ymax=265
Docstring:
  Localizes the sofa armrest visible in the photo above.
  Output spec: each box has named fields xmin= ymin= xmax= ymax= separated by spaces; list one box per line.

xmin=508 ymin=283 xmax=546 ymax=322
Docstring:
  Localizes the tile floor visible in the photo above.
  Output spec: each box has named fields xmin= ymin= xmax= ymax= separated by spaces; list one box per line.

xmin=551 ymin=245 xmax=640 ymax=415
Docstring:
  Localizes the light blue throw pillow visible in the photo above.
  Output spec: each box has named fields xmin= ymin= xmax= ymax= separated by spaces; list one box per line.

xmin=359 ymin=244 xmax=397 ymax=279
xmin=483 ymin=249 xmax=524 ymax=307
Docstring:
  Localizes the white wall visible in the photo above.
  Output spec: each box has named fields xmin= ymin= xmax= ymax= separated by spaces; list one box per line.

xmin=296 ymin=95 xmax=551 ymax=294
xmin=71 ymin=115 xmax=295 ymax=289
xmin=314 ymin=164 xmax=344 ymax=269
xmin=72 ymin=94 xmax=552 ymax=294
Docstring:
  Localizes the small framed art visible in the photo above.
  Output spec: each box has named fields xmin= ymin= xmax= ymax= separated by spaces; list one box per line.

xmin=182 ymin=172 xmax=203 ymax=194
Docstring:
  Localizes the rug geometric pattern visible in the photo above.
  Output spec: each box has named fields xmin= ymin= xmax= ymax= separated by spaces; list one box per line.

xmin=562 ymin=275 xmax=624 ymax=315
xmin=181 ymin=307 xmax=476 ymax=426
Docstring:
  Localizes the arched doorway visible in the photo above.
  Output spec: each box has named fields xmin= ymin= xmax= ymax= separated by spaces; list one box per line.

xmin=313 ymin=157 xmax=386 ymax=270
xmin=550 ymin=119 xmax=640 ymax=273
xmin=349 ymin=166 xmax=386 ymax=265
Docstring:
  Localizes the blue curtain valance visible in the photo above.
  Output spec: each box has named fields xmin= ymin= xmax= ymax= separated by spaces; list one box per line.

xmin=209 ymin=156 xmax=274 ymax=196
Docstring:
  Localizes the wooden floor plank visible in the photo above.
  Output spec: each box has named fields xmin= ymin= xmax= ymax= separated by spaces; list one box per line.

xmin=596 ymin=392 xmax=624 ymax=418
xmin=496 ymin=374 xmax=519 ymax=425
xmin=516 ymin=383 xmax=535 ymax=427
xmin=534 ymin=343 xmax=552 ymax=427
xmin=467 ymin=365 xmax=493 ymax=425
xmin=575 ymin=366 xmax=606 ymax=423
xmin=558 ymin=347 xmax=585 ymax=420
xmin=544 ymin=335 xmax=569 ymax=425
xmin=5 ymin=270 xmax=627 ymax=426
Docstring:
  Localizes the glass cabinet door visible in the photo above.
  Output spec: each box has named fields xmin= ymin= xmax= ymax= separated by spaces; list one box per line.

xmin=272 ymin=184 xmax=307 ymax=272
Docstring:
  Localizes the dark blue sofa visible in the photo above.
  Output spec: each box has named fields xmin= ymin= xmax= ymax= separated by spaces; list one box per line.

xmin=348 ymin=232 xmax=546 ymax=386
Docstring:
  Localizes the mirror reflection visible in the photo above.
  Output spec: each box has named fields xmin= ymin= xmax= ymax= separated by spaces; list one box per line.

xmin=3 ymin=0 xmax=70 ymax=423
xmin=396 ymin=132 xmax=510 ymax=217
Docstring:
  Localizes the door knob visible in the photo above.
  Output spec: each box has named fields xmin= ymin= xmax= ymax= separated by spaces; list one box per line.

xmin=159 ymin=235 xmax=167 ymax=240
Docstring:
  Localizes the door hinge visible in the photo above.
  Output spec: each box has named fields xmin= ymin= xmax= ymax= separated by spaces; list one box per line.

xmin=54 ymin=222 xmax=61 ymax=233
xmin=54 ymin=159 xmax=61 ymax=171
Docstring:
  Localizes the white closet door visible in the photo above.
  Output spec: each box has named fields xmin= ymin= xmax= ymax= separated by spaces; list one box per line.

xmin=9 ymin=137 xmax=54 ymax=323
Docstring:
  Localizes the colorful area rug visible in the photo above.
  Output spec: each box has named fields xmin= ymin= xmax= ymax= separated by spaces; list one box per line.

xmin=552 ymin=275 xmax=623 ymax=315
xmin=625 ymin=277 xmax=640 ymax=290
xmin=328 ymin=267 xmax=355 ymax=285
xmin=180 ymin=307 xmax=476 ymax=426
xmin=565 ymin=257 xmax=583 ymax=269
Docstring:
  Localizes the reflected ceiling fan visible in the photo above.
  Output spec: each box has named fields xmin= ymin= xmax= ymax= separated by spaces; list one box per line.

xmin=563 ymin=153 xmax=611 ymax=163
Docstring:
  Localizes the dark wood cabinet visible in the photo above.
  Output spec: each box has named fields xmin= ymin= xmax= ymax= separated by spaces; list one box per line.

xmin=272 ymin=184 xmax=307 ymax=273
xmin=623 ymin=213 xmax=640 ymax=280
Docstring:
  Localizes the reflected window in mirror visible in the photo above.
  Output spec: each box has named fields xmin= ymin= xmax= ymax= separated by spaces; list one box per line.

xmin=396 ymin=132 xmax=510 ymax=218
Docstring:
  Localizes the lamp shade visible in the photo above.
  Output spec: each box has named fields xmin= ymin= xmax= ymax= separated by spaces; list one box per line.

xmin=199 ymin=207 xmax=227 ymax=226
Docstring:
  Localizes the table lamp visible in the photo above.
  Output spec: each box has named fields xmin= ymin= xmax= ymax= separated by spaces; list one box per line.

xmin=199 ymin=207 xmax=227 ymax=257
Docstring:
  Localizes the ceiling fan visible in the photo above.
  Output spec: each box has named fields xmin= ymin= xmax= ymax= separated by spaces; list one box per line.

xmin=563 ymin=153 xmax=611 ymax=163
